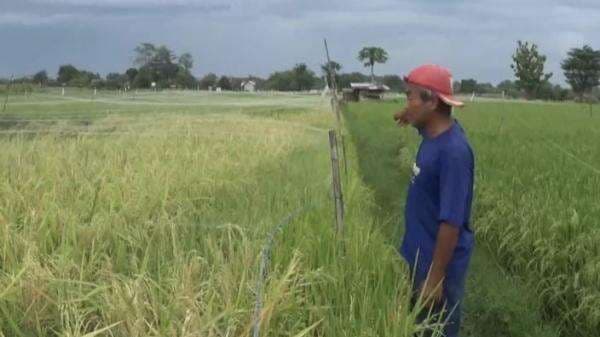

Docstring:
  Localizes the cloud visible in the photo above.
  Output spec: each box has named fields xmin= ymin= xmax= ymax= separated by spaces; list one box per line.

xmin=28 ymin=0 xmax=225 ymax=8
xmin=1 ymin=0 xmax=599 ymax=85
xmin=0 ymin=0 xmax=231 ymax=26
xmin=0 ymin=12 xmax=76 ymax=25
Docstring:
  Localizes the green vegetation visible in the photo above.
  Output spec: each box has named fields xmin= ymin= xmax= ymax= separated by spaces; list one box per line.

xmin=511 ymin=40 xmax=553 ymax=99
xmin=357 ymin=47 xmax=389 ymax=82
xmin=465 ymin=101 xmax=600 ymax=336
xmin=0 ymin=91 xmax=431 ymax=337
xmin=2 ymin=90 xmax=599 ymax=337
xmin=131 ymin=43 xmax=196 ymax=89
xmin=7 ymin=40 xmax=600 ymax=102
xmin=321 ymin=61 xmax=342 ymax=89
xmin=344 ymin=99 xmax=600 ymax=337
xmin=561 ymin=45 xmax=600 ymax=100
xmin=265 ymin=64 xmax=320 ymax=91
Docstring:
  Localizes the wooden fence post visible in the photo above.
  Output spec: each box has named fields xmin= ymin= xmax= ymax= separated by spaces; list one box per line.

xmin=323 ymin=38 xmax=348 ymax=177
xmin=324 ymin=38 xmax=342 ymax=125
xmin=2 ymin=76 xmax=12 ymax=113
xmin=340 ymin=133 xmax=348 ymax=177
xmin=328 ymin=129 xmax=345 ymax=234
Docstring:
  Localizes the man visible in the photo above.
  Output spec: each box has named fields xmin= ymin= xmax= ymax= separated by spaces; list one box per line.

xmin=393 ymin=64 xmax=474 ymax=337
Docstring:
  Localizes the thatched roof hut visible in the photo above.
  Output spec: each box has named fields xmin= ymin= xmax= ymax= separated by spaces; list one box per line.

xmin=343 ymin=82 xmax=390 ymax=101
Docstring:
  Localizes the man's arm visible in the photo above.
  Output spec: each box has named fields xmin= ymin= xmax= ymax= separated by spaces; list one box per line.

xmin=420 ymin=146 xmax=472 ymax=303
xmin=420 ymin=222 xmax=460 ymax=303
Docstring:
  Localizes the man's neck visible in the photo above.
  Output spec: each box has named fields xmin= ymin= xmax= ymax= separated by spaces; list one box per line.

xmin=424 ymin=115 xmax=453 ymax=138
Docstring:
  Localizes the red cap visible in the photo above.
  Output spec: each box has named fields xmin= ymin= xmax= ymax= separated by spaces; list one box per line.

xmin=404 ymin=64 xmax=463 ymax=107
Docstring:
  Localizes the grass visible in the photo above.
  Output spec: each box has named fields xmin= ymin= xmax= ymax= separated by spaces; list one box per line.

xmin=0 ymin=90 xmax=432 ymax=337
xmin=344 ymin=98 xmax=600 ymax=337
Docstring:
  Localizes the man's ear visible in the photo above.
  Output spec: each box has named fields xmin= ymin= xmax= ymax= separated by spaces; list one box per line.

xmin=426 ymin=95 xmax=439 ymax=113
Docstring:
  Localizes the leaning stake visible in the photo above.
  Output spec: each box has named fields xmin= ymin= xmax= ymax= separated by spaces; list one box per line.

xmin=328 ymin=129 xmax=345 ymax=234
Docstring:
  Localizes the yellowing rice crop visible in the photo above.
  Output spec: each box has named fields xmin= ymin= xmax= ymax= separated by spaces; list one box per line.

xmin=7 ymin=90 xmax=597 ymax=337
xmin=0 ymin=91 xmax=425 ymax=337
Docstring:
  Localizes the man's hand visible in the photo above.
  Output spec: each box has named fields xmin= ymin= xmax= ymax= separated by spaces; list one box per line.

xmin=393 ymin=108 xmax=409 ymax=127
xmin=419 ymin=272 xmax=444 ymax=306
xmin=418 ymin=223 xmax=459 ymax=307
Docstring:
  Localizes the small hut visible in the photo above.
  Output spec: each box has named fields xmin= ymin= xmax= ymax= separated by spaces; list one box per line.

xmin=241 ymin=80 xmax=256 ymax=92
xmin=343 ymin=82 xmax=390 ymax=101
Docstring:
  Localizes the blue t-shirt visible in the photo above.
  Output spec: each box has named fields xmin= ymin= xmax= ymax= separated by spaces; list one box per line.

xmin=400 ymin=120 xmax=475 ymax=282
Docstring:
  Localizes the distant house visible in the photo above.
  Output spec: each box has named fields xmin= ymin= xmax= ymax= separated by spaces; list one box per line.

xmin=241 ymin=80 xmax=256 ymax=92
xmin=343 ymin=82 xmax=390 ymax=101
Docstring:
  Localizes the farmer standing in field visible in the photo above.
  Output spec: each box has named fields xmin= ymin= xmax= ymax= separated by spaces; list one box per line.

xmin=394 ymin=64 xmax=474 ymax=337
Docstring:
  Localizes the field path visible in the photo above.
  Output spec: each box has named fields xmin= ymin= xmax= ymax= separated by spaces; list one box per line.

xmin=343 ymin=103 xmax=560 ymax=337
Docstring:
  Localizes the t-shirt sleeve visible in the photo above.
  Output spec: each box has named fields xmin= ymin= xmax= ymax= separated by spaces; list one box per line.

xmin=438 ymin=147 xmax=473 ymax=228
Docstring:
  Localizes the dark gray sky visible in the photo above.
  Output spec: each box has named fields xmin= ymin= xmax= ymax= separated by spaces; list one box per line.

xmin=1 ymin=0 xmax=599 ymax=84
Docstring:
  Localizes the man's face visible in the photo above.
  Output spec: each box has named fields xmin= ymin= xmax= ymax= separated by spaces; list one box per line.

xmin=404 ymin=84 xmax=437 ymax=128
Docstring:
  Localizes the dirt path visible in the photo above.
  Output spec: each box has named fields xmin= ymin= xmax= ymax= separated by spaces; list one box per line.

xmin=343 ymin=103 xmax=559 ymax=337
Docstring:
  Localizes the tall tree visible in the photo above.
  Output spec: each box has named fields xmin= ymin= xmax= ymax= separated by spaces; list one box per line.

xmin=292 ymin=63 xmax=316 ymax=91
xmin=133 ymin=67 xmax=153 ymax=88
xmin=69 ymin=70 xmax=99 ymax=88
xmin=321 ymin=61 xmax=341 ymax=89
xmin=153 ymin=46 xmax=178 ymax=86
xmin=561 ymin=45 xmax=600 ymax=99
xmin=57 ymin=65 xmax=80 ymax=84
xmin=199 ymin=73 xmax=218 ymax=90
xmin=265 ymin=71 xmax=292 ymax=91
xmin=357 ymin=47 xmax=388 ymax=82
xmin=125 ymin=68 xmax=138 ymax=84
xmin=510 ymin=40 xmax=552 ymax=99
xmin=154 ymin=45 xmax=176 ymax=64
xmin=175 ymin=68 xmax=197 ymax=88
xmin=133 ymin=43 xmax=178 ymax=88
xmin=217 ymin=76 xmax=231 ymax=90
xmin=134 ymin=43 xmax=157 ymax=67
xmin=106 ymin=73 xmax=128 ymax=89
xmin=459 ymin=79 xmax=478 ymax=93
xmin=179 ymin=53 xmax=194 ymax=71
xmin=33 ymin=70 xmax=48 ymax=87
xmin=265 ymin=64 xmax=318 ymax=91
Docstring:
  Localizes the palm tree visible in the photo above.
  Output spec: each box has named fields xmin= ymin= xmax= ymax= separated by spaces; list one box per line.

xmin=321 ymin=61 xmax=342 ymax=89
xmin=358 ymin=47 xmax=389 ymax=83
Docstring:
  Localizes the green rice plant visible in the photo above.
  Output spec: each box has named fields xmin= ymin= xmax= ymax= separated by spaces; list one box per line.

xmin=346 ymin=98 xmax=600 ymax=336
xmin=0 ymin=93 xmax=431 ymax=336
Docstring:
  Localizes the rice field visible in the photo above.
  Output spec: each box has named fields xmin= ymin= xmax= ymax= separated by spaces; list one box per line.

xmin=0 ymin=90 xmax=431 ymax=337
xmin=463 ymin=101 xmax=600 ymax=336
xmin=2 ymin=89 xmax=598 ymax=337
xmin=344 ymin=98 xmax=600 ymax=337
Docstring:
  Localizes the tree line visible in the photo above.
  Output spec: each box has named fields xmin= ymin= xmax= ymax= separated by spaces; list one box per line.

xmin=0 ymin=44 xmax=399 ymax=92
xmin=3 ymin=42 xmax=600 ymax=102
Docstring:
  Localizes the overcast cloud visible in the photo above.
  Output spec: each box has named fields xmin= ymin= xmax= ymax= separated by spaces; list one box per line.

xmin=1 ymin=0 xmax=599 ymax=84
